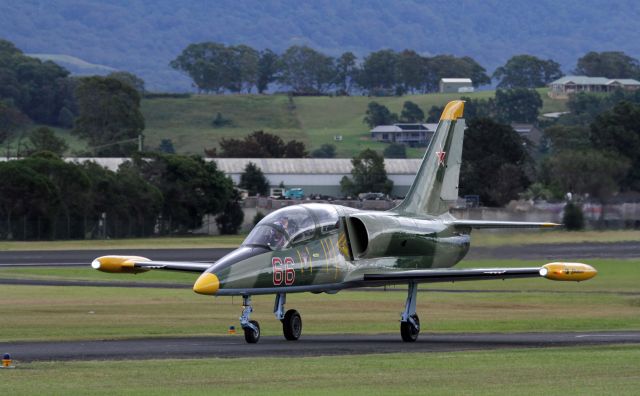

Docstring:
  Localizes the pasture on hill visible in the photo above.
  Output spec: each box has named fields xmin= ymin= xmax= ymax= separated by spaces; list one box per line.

xmin=140 ymin=88 xmax=566 ymax=158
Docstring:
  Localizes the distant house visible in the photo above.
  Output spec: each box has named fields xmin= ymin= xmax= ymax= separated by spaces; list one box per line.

xmin=439 ymin=78 xmax=474 ymax=93
xmin=548 ymin=76 xmax=640 ymax=98
xmin=511 ymin=123 xmax=542 ymax=147
xmin=370 ymin=123 xmax=438 ymax=147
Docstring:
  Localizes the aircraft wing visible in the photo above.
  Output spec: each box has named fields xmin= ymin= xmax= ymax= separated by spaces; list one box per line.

xmin=363 ymin=262 xmax=597 ymax=283
xmin=448 ymin=220 xmax=560 ymax=229
xmin=91 ymin=255 xmax=212 ymax=274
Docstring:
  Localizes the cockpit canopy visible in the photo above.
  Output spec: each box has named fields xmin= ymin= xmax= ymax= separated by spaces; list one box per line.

xmin=242 ymin=204 xmax=340 ymax=250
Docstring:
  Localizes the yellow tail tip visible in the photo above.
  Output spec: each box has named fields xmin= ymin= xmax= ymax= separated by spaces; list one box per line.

xmin=440 ymin=100 xmax=465 ymax=121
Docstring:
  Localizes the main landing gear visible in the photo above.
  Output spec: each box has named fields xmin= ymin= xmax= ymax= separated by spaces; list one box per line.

xmin=239 ymin=293 xmax=303 ymax=344
xmin=274 ymin=293 xmax=302 ymax=341
xmin=400 ymin=282 xmax=420 ymax=342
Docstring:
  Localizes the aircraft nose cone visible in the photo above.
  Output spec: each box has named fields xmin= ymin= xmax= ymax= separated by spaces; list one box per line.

xmin=193 ymin=273 xmax=220 ymax=295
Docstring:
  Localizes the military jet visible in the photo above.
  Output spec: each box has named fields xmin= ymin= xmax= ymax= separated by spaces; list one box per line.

xmin=92 ymin=100 xmax=597 ymax=344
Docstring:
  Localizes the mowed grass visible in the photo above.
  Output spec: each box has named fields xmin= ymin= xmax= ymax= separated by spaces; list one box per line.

xmin=3 ymin=346 xmax=640 ymax=395
xmin=1 ymin=259 xmax=638 ymax=342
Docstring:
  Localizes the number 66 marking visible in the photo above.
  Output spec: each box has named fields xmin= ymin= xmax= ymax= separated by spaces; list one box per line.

xmin=272 ymin=257 xmax=295 ymax=286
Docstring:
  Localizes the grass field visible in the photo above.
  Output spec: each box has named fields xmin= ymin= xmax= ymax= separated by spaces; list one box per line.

xmin=3 ymin=346 xmax=639 ymax=395
xmin=1 ymin=259 xmax=638 ymax=342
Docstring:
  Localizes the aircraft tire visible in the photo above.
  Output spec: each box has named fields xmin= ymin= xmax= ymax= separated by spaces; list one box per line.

xmin=400 ymin=314 xmax=420 ymax=342
xmin=244 ymin=320 xmax=260 ymax=343
xmin=282 ymin=309 xmax=302 ymax=341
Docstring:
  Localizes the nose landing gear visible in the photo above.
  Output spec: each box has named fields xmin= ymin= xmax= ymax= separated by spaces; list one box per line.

xmin=240 ymin=295 xmax=260 ymax=343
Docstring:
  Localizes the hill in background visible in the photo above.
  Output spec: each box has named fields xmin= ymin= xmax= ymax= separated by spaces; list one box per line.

xmin=140 ymin=89 xmax=565 ymax=158
xmin=1 ymin=0 xmax=639 ymax=91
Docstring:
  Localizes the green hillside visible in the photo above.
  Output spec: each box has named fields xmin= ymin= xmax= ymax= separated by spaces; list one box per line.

xmin=140 ymin=89 xmax=566 ymax=158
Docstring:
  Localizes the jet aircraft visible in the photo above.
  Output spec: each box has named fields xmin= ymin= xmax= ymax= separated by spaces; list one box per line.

xmin=92 ymin=100 xmax=597 ymax=343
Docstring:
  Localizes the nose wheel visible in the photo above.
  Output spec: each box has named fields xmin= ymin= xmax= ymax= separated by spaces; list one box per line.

xmin=240 ymin=295 xmax=260 ymax=343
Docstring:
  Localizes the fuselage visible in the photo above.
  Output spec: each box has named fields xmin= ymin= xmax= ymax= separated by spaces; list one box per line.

xmin=203 ymin=203 xmax=470 ymax=296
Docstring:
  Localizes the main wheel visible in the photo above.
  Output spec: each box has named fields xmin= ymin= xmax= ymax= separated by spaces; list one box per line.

xmin=244 ymin=320 xmax=260 ymax=343
xmin=282 ymin=309 xmax=302 ymax=341
xmin=400 ymin=314 xmax=420 ymax=342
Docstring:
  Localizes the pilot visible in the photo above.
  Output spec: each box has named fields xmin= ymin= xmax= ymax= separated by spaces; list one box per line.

xmin=269 ymin=216 xmax=290 ymax=249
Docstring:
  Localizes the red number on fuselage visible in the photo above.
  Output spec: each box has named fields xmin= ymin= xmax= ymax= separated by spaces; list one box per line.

xmin=272 ymin=257 xmax=283 ymax=285
xmin=272 ymin=257 xmax=295 ymax=286
xmin=284 ymin=257 xmax=295 ymax=285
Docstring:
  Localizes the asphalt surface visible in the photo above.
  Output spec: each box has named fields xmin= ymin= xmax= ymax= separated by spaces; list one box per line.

xmin=1 ymin=241 xmax=639 ymax=268
xmin=3 ymin=331 xmax=639 ymax=362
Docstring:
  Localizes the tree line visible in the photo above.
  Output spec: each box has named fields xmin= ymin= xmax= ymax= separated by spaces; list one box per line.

xmin=0 ymin=152 xmax=236 ymax=240
xmin=171 ymin=41 xmax=640 ymax=96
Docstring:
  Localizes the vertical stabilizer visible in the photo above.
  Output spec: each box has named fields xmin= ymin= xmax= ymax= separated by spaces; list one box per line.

xmin=393 ymin=100 xmax=465 ymax=216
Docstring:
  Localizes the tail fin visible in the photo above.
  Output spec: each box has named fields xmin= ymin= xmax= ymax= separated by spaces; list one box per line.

xmin=393 ymin=100 xmax=465 ymax=216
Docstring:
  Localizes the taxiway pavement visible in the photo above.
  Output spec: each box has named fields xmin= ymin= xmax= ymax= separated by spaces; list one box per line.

xmin=3 ymin=331 xmax=639 ymax=362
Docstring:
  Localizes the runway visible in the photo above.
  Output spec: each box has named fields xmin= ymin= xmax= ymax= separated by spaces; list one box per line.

xmin=3 ymin=331 xmax=639 ymax=362
xmin=1 ymin=241 xmax=639 ymax=268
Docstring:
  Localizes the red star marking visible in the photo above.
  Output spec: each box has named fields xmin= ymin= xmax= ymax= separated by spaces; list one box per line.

xmin=436 ymin=150 xmax=446 ymax=166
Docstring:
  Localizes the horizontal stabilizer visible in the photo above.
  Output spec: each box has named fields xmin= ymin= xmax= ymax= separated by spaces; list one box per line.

xmin=448 ymin=220 xmax=560 ymax=229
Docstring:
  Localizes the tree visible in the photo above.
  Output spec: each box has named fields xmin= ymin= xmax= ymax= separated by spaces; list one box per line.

xmin=363 ymin=102 xmax=398 ymax=128
xmin=575 ymin=51 xmax=640 ymax=79
xmin=24 ymin=127 xmax=68 ymax=156
xmin=73 ymin=76 xmax=144 ymax=156
xmin=357 ymin=49 xmax=398 ymax=94
xmin=158 ymin=138 xmax=175 ymax=154
xmin=400 ymin=101 xmax=424 ymax=122
xmin=542 ymin=125 xmax=592 ymax=153
xmin=257 ymin=49 xmax=279 ymax=94
xmin=335 ymin=52 xmax=357 ymax=95
xmin=107 ymin=71 xmax=146 ymax=94
xmin=0 ymin=160 xmax=58 ymax=239
xmin=279 ymin=45 xmax=335 ymax=94
xmin=562 ymin=201 xmax=585 ymax=231
xmin=0 ymin=101 xmax=29 ymax=147
xmin=216 ymin=190 xmax=244 ymax=234
xmin=590 ymin=101 xmax=640 ymax=190
xmin=215 ymin=130 xmax=307 ymax=158
xmin=459 ymin=96 xmax=496 ymax=120
xmin=383 ymin=143 xmax=406 ymax=158
xmin=493 ymin=55 xmax=563 ymax=88
xmin=310 ymin=143 xmax=336 ymax=158
xmin=424 ymin=55 xmax=490 ymax=92
xmin=340 ymin=149 xmax=393 ymax=195
xmin=545 ymin=150 xmax=629 ymax=219
xmin=132 ymin=153 xmax=232 ymax=234
xmin=495 ymin=88 xmax=542 ymax=123
xmin=460 ymin=118 xmax=532 ymax=206
xmin=239 ymin=162 xmax=269 ymax=196
xmin=397 ymin=50 xmax=426 ymax=94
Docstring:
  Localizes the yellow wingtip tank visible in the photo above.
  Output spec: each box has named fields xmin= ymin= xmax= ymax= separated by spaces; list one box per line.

xmin=439 ymin=100 xmax=465 ymax=121
xmin=91 ymin=256 xmax=151 ymax=274
xmin=540 ymin=262 xmax=597 ymax=281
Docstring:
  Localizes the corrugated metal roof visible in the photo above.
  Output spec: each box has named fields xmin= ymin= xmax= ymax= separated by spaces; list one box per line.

xmin=549 ymin=75 xmax=640 ymax=86
xmin=371 ymin=123 xmax=438 ymax=133
xmin=440 ymin=78 xmax=472 ymax=83
xmin=65 ymin=157 xmax=422 ymax=175
xmin=214 ymin=158 xmax=422 ymax=174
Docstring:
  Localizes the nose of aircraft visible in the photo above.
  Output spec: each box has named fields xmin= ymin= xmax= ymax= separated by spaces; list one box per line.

xmin=193 ymin=272 xmax=220 ymax=295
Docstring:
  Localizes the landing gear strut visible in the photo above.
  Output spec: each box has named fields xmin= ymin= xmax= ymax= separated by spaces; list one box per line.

xmin=400 ymin=282 xmax=420 ymax=342
xmin=240 ymin=295 xmax=260 ymax=343
xmin=274 ymin=293 xmax=302 ymax=341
